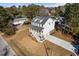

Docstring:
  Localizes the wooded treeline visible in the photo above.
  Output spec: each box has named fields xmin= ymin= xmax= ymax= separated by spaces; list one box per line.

xmin=0 ymin=3 xmax=79 ymax=36
xmin=0 ymin=4 xmax=46 ymax=35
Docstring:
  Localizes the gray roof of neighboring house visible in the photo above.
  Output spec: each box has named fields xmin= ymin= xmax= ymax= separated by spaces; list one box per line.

xmin=31 ymin=25 xmax=43 ymax=32
xmin=32 ymin=16 xmax=52 ymax=25
xmin=13 ymin=17 xmax=26 ymax=22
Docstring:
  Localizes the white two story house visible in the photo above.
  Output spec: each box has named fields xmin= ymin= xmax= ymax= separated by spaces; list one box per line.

xmin=29 ymin=16 xmax=57 ymax=42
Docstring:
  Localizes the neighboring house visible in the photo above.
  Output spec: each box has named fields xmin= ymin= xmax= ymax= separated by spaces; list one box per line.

xmin=9 ymin=17 xmax=29 ymax=29
xmin=29 ymin=16 xmax=57 ymax=42
xmin=12 ymin=17 xmax=27 ymax=25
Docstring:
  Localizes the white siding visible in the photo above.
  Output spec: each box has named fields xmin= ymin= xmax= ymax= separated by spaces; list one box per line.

xmin=30 ymin=17 xmax=56 ymax=42
xmin=43 ymin=18 xmax=56 ymax=37
xmin=13 ymin=20 xmax=25 ymax=25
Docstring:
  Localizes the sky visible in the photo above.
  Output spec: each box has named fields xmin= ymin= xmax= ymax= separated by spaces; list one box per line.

xmin=0 ymin=3 xmax=65 ymax=7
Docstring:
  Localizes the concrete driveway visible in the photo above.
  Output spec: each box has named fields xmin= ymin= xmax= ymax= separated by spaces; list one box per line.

xmin=46 ymin=35 xmax=77 ymax=55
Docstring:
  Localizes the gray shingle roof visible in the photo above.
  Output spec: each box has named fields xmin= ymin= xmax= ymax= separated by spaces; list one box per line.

xmin=31 ymin=25 xmax=43 ymax=32
xmin=31 ymin=16 xmax=55 ymax=32
xmin=32 ymin=16 xmax=51 ymax=25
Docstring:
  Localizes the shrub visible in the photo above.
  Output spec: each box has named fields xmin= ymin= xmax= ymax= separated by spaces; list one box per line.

xmin=4 ymin=27 xmax=16 ymax=36
xmin=24 ymin=21 xmax=31 ymax=25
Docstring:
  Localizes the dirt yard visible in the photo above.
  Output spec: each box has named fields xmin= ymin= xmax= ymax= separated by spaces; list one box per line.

xmin=2 ymin=25 xmax=73 ymax=56
xmin=2 ymin=25 xmax=47 ymax=56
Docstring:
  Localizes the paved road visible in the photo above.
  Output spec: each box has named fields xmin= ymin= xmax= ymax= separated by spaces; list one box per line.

xmin=0 ymin=36 xmax=16 ymax=56
xmin=46 ymin=35 xmax=77 ymax=55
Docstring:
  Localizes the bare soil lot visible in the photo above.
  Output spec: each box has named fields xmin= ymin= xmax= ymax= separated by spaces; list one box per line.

xmin=2 ymin=25 xmax=47 ymax=56
xmin=2 ymin=25 xmax=73 ymax=56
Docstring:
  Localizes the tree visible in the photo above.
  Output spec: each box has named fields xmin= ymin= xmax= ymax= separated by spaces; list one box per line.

xmin=6 ymin=6 xmax=19 ymax=18
xmin=0 ymin=6 xmax=16 ymax=35
xmin=52 ymin=6 xmax=64 ymax=17
xmin=64 ymin=3 xmax=79 ymax=35
xmin=21 ymin=4 xmax=44 ymax=20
